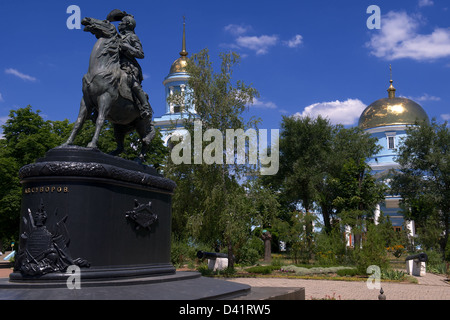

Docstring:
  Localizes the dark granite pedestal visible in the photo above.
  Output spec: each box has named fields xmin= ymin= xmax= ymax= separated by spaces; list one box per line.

xmin=0 ymin=271 xmax=251 ymax=300
xmin=1 ymin=147 xmax=250 ymax=300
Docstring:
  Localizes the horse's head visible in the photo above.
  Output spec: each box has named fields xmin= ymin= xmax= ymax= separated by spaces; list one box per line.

xmin=82 ymin=17 xmax=117 ymax=39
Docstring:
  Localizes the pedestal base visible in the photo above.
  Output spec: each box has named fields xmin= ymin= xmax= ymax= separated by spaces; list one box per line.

xmin=12 ymin=146 xmax=176 ymax=282
xmin=0 ymin=272 xmax=251 ymax=300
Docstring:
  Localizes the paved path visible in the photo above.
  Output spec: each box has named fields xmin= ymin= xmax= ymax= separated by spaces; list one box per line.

xmin=1 ymin=249 xmax=448 ymax=300
xmin=227 ymin=272 xmax=450 ymax=300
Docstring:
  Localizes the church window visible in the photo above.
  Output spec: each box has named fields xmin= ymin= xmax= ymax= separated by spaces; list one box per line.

xmin=388 ymin=136 xmax=395 ymax=149
xmin=386 ymin=132 xmax=396 ymax=150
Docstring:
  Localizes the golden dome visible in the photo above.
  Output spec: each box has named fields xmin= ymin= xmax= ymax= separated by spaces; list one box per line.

xmin=358 ymin=79 xmax=429 ymax=130
xmin=170 ymin=55 xmax=188 ymax=74
xmin=169 ymin=18 xmax=189 ymax=74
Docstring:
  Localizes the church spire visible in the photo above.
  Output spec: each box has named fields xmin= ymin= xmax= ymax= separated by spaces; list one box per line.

xmin=179 ymin=16 xmax=188 ymax=57
xmin=387 ymin=64 xmax=396 ymax=99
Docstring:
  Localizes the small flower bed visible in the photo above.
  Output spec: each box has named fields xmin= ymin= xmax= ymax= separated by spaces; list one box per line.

xmin=386 ymin=245 xmax=405 ymax=258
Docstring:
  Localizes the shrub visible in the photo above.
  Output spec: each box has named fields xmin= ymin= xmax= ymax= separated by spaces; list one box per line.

xmin=245 ymin=266 xmax=276 ymax=275
xmin=425 ymin=249 xmax=446 ymax=274
xmin=314 ymin=227 xmax=347 ymax=265
xmin=197 ymin=264 xmax=213 ymax=276
xmin=170 ymin=239 xmax=191 ymax=267
xmin=355 ymin=224 xmax=389 ymax=274
xmin=235 ymin=236 xmax=263 ymax=266
xmin=281 ymin=265 xmax=354 ymax=276
xmin=386 ymin=245 xmax=406 ymax=258
xmin=271 ymin=254 xmax=285 ymax=267
xmin=381 ymin=269 xmax=406 ymax=281
xmin=196 ymin=264 xmax=237 ymax=277
xmin=336 ymin=268 xmax=359 ymax=277
xmin=446 ymin=237 xmax=450 ymax=262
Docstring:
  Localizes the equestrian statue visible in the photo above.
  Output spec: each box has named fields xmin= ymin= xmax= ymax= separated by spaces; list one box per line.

xmin=62 ymin=10 xmax=154 ymax=162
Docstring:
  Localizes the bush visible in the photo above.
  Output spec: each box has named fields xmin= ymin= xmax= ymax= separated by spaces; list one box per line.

xmin=446 ymin=237 xmax=450 ymax=262
xmin=425 ymin=249 xmax=446 ymax=274
xmin=245 ymin=265 xmax=278 ymax=274
xmin=170 ymin=238 xmax=204 ymax=267
xmin=381 ymin=269 xmax=406 ymax=281
xmin=281 ymin=265 xmax=354 ymax=276
xmin=355 ymin=224 xmax=389 ymax=274
xmin=336 ymin=268 xmax=359 ymax=277
xmin=235 ymin=236 xmax=264 ymax=266
xmin=314 ymin=227 xmax=348 ymax=265
xmin=196 ymin=264 xmax=213 ymax=276
xmin=386 ymin=245 xmax=406 ymax=258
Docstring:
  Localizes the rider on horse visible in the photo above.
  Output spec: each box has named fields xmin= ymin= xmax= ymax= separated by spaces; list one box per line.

xmin=117 ymin=14 xmax=152 ymax=119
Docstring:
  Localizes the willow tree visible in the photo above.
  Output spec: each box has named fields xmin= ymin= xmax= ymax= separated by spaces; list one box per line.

xmin=165 ymin=49 xmax=274 ymax=267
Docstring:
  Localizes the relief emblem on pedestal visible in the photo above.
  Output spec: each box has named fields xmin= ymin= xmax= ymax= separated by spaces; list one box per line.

xmin=126 ymin=199 xmax=158 ymax=231
xmin=15 ymin=199 xmax=90 ymax=276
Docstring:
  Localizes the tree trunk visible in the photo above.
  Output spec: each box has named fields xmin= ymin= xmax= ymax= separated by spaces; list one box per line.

xmin=321 ymin=208 xmax=332 ymax=235
xmin=227 ymin=240 xmax=234 ymax=269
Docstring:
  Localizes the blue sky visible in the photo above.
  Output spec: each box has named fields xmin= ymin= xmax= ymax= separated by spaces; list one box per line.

xmin=1 ymin=0 xmax=450 ymax=134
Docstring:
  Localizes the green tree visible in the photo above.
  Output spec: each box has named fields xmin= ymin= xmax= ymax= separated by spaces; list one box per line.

xmin=165 ymin=49 xmax=264 ymax=268
xmin=332 ymin=158 xmax=386 ymax=248
xmin=263 ymin=116 xmax=383 ymax=244
xmin=318 ymin=126 xmax=382 ymax=234
xmin=391 ymin=119 xmax=450 ymax=257
xmin=261 ymin=115 xmax=333 ymax=257
xmin=1 ymin=106 xmax=67 ymax=166
xmin=275 ymin=115 xmax=333 ymax=215
xmin=0 ymin=106 xmax=68 ymax=248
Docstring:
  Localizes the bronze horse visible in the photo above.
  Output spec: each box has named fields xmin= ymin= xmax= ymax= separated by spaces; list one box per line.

xmin=62 ymin=17 xmax=155 ymax=161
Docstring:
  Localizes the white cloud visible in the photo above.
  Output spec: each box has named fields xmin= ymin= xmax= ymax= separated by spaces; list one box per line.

xmin=441 ymin=114 xmax=450 ymax=121
xmin=418 ymin=0 xmax=434 ymax=7
xmin=236 ymin=35 xmax=279 ymax=55
xmin=224 ymin=24 xmax=252 ymax=36
xmin=5 ymin=68 xmax=37 ymax=82
xmin=251 ymin=98 xmax=278 ymax=109
xmin=0 ymin=93 xmax=3 ymax=102
xmin=284 ymin=34 xmax=303 ymax=48
xmin=223 ymin=23 xmax=302 ymax=55
xmin=404 ymin=93 xmax=441 ymax=101
xmin=366 ymin=11 xmax=450 ymax=61
xmin=294 ymin=99 xmax=367 ymax=125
